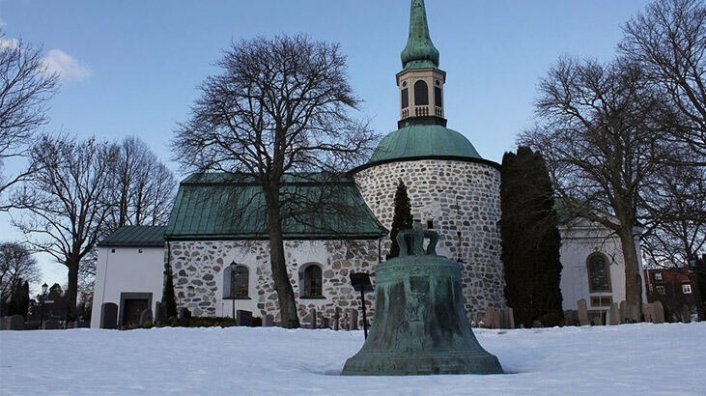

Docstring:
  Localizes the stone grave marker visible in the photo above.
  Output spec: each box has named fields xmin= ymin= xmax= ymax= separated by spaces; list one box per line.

xmin=139 ymin=309 xmax=153 ymax=326
xmin=154 ymin=302 xmax=167 ymax=323
xmin=43 ymin=319 xmax=61 ymax=330
xmin=334 ymin=307 xmax=340 ymax=330
xmin=349 ymin=309 xmax=359 ymax=330
xmin=608 ymin=303 xmax=620 ymax=325
xmin=681 ymin=306 xmax=691 ymax=323
xmin=263 ymin=314 xmax=274 ymax=327
xmin=506 ymin=307 xmax=515 ymax=329
xmin=642 ymin=304 xmax=654 ymax=323
xmin=178 ymin=307 xmax=191 ymax=319
xmin=7 ymin=315 xmax=24 ymax=330
xmin=0 ymin=317 xmax=6 ymax=330
xmin=306 ymin=309 xmax=317 ymax=329
xmin=236 ymin=310 xmax=253 ymax=326
xmin=577 ymin=299 xmax=589 ymax=326
xmin=653 ymin=301 xmax=665 ymax=324
xmin=619 ymin=300 xmax=627 ymax=323
xmin=100 ymin=302 xmax=118 ymax=329
xmin=321 ymin=317 xmax=330 ymax=329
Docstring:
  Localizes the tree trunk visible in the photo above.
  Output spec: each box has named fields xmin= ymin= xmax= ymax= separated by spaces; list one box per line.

xmin=265 ymin=194 xmax=300 ymax=329
xmin=618 ymin=226 xmax=643 ymax=321
xmin=66 ymin=256 xmax=80 ymax=321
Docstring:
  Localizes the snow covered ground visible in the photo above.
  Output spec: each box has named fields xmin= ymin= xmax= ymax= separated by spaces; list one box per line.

xmin=1 ymin=323 xmax=704 ymax=395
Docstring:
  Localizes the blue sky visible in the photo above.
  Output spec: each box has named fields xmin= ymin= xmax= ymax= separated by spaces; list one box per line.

xmin=1 ymin=0 xmax=653 ymax=285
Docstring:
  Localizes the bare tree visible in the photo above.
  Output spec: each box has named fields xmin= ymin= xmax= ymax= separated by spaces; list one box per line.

xmin=173 ymin=35 xmax=377 ymax=328
xmin=0 ymin=32 xmax=59 ymax=209
xmin=620 ymin=0 xmax=706 ymax=164
xmin=104 ymin=136 xmax=176 ymax=233
xmin=520 ymin=58 xmax=673 ymax=319
xmin=12 ymin=135 xmax=117 ymax=320
xmin=642 ymin=155 xmax=706 ymax=266
xmin=0 ymin=242 xmax=40 ymax=298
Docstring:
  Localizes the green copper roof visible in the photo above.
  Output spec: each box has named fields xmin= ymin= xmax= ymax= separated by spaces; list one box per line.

xmin=401 ymin=0 xmax=440 ymax=70
xmin=367 ymin=123 xmax=482 ymax=165
xmin=166 ymin=173 xmax=387 ymax=240
xmin=98 ymin=226 xmax=166 ymax=248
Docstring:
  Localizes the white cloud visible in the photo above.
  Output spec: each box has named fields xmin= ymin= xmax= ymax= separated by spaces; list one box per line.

xmin=0 ymin=37 xmax=19 ymax=49
xmin=42 ymin=49 xmax=91 ymax=81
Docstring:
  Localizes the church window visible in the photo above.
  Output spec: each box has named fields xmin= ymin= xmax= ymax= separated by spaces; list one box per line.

xmin=223 ymin=263 xmax=249 ymax=299
xmin=590 ymin=295 xmax=613 ymax=307
xmin=654 ymin=272 xmax=662 ymax=281
xmin=401 ymin=88 xmax=409 ymax=109
xmin=682 ymin=284 xmax=692 ymax=294
xmin=414 ymin=80 xmax=429 ymax=106
xmin=587 ymin=254 xmax=611 ymax=293
xmin=434 ymin=86 xmax=442 ymax=107
xmin=302 ymin=264 xmax=323 ymax=298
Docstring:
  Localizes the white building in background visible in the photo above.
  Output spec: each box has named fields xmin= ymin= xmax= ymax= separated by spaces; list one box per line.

xmin=559 ymin=217 xmax=646 ymax=323
xmin=90 ymin=227 xmax=165 ymax=328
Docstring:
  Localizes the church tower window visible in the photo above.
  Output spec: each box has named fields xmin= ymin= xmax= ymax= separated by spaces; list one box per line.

xmin=401 ymin=88 xmax=409 ymax=109
xmin=414 ymin=80 xmax=429 ymax=106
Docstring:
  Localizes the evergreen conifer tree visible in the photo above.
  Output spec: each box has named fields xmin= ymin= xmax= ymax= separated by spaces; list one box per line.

xmin=501 ymin=146 xmax=564 ymax=327
xmin=162 ymin=263 xmax=178 ymax=318
xmin=387 ymin=180 xmax=413 ymax=259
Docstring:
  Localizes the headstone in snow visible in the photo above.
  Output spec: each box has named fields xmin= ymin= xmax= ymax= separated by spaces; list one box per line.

xmin=154 ymin=302 xmax=167 ymax=323
xmin=236 ymin=310 xmax=252 ymax=327
xmin=306 ymin=309 xmax=317 ymax=329
xmin=334 ymin=307 xmax=340 ymax=330
xmin=263 ymin=315 xmax=274 ymax=327
xmin=608 ymin=303 xmax=620 ymax=325
xmin=506 ymin=307 xmax=515 ymax=329
xmin=100 ymin=303 xmax=118 ymax=329
xmin=43 ymin=319 xmax=61 ymax=330
xmin=139 ymin=309 xmax=153 ymax=326
xmin=653 ymin=301 xmax=665 ymax=324
xmin=577 ymin=299 xmax=589 ymax=326
xmin=178 ymin=307 xmax=191 ymax=319
xmin=349 ymin=309 xmax=359 ymax=330
xmin=6 ymin=315 xmax=24 ymax=330
xmin=642 ymin=304 xmax=654 ymax=323
xmin=619 ymin=301 xmax=627 ymax=323
xmin=681 ymin=306 xmax=691 ymax=324
xmin=321 ymin=317 xmax=330 ymax=329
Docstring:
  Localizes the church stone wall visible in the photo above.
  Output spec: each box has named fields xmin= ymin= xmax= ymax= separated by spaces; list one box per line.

xmin=354 ymin=159 xmax=506 ymax=317
xmin=169 ymin=239 xmax=379 ymax=326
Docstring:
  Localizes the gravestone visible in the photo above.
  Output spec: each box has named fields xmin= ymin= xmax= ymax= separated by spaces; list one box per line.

xmin=0 ymin=317 xmax=6 ymax=330
xmin=178 ymin=307 xmax=191 ymax=319
xmin=139 ymin=309 xmax=153 ymax=326
xmin=619 ymin=301 xmax=627 ymax=323
xmin=7 ymin=315 xmax=24 ymax=330
xmin=653 ymin=301 xmax=665 ymax=324
xmin=154 ymin=302 xmax=167 ymax=323
xmin=100 ymin=303 xmax=118 ymax=329
xmin=349 ymin=309 xmax=359 ymax=330
xmin=626 ymin=304 xmax=640 ymax=323
xmin=342 ymin=222 xmax=502 ymax=375
xmin=577 ymin=299 xmax=589 ymax=326
xmin=485 ymin=307 xmax=497 ymax=329
xmin=321 ymin=317 xmax=330 ymax=329
xmin=334 ymin=307 xmax=340 ymax=331
xmin=236 ymin=310 xmax=252 ymax=327
xmin=681 ymin=306 xmax=691 ymax=323
xmin=263 ymin=314 xmax=274 ymax=327
xmin=306 ymin=309 xmax=317 ymax=329
xmin=643 ymin=304 xmax=655 ymax=323
xmin=506 ymin=307 xmax=515 ymax=329
xmin=608 ymin=303 xmax=620 ymax=325
xmin=43 ymin=319 xmax=61 ymax=330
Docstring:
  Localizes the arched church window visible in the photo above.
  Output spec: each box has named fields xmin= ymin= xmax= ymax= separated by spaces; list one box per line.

xmin=587 ymin=254 xmax=611 ymax=293
xmin=401 ymin=88 xmax=409 ymax=109
xmin=223 ymin=263 xmax=249 ymax=299
xmin=414 ymin=80 xmax=429 ymax=106
xmin=302 ymin=264 xmax=323 ymax=298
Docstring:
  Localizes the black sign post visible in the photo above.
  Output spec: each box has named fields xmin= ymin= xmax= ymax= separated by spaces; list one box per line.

xmin=350 ymin=272 xmax=374 ymax=339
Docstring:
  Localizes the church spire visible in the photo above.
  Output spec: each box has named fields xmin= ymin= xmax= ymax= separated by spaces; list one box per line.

xmin=400 ymin=0 xmax=440 ymax=70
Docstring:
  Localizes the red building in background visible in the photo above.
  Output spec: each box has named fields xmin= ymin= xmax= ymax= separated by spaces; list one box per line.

xmin=644 ymin=265 xmax=703 ymax=321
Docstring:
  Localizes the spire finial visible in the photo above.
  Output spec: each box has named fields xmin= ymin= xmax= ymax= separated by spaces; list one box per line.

xmin=400 ymin=0 xmax=440 ymax=69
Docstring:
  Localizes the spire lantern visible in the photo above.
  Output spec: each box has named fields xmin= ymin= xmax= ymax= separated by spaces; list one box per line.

xmin=397 ymin=0 xmax=446 ymax=126
xmin=400 ymin=0 xmax=440 ymax=70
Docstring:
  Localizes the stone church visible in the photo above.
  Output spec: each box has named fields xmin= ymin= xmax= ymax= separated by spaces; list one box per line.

xmin=91 ymin=0 xmax=642 ymax=328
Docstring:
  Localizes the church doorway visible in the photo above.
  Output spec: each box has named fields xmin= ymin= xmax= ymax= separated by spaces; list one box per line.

xmin=119 ymin=293 xmax=152 ymax=327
